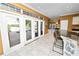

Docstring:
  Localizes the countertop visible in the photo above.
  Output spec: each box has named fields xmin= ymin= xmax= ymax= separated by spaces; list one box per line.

xmin=60 ymin=30 xmax=79 ymax=41
xmin=55 ymin=30 xmax=79 ymax=41
xmin=54 ymin=30 xmax=79 ymax=55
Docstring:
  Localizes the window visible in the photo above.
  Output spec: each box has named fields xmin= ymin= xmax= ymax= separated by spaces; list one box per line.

xmin=35 ymin=21 xmax=38 ymax=37
xmin=8 ymin=18 xmax=20 ymax=47
xmin=40 ymin=22 xmax=43 ymax=35
xmin=0 ymin=3 xmax=21 ymax=13
xmin=23 ymin=10 xmax=29 ymax=15
xmin=25 ymin=20 xmax=32 ymax=40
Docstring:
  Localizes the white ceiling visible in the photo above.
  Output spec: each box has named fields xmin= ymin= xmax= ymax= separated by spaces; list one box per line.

xmin=23 ymin=3 xmax=79 ymax=19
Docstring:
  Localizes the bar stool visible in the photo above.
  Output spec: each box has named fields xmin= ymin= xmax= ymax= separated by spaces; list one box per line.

xmin=52 ymin=30 xmax=63 ymax=55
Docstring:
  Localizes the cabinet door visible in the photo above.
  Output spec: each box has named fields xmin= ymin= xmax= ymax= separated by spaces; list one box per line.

xmin=73 ymin=16 xmax=79 ymax=24
xmin=60 ymin=20 xmax=68 ymax=30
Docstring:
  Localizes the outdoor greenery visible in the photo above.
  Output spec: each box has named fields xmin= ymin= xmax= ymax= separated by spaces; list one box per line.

xmin=25 ymin=20 xmax=31 ymax=30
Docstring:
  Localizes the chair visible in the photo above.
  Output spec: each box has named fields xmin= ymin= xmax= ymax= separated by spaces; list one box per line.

xmin=52 ymin=30 xmax=63 ymax=55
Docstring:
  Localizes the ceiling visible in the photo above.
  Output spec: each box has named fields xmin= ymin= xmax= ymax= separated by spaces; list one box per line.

xmin=23 ymin=3 xmax=79 ymax=19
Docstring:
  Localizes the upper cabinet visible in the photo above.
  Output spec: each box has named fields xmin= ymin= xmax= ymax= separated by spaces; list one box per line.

xmin=60 ymin=20 xmax=68 ymax=30
xmin=73 ymin=16 xmax=79 ymax=25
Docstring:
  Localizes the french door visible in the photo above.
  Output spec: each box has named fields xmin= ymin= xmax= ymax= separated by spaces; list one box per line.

xmin=0 ymin=12 xmax=22 ymax=55
xmin=34 ymin=20 xmax=44 ymax=38
xmin=34 ymin=21 xmax=39 ymax=38
xmin=8 ymin=18 xmax=20 ymax=47
xmin=25 ymin=19 xmax=32 ymax=41
xmin=0 ymin=11 xmax=45 ymax=55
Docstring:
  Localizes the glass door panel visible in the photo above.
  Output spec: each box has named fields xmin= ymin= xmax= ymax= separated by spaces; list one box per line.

xmin=8 ymin=18 xmax=20 ymax=47
xmin=25 ymin=20 xmax=32 ymax=40
xmin=35 ymin=21 xmax=38 ymax=37
xmin=40 ymin=22 xmax=43 ymax=35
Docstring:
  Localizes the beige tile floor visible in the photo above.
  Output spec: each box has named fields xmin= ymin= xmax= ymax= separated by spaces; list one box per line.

xmin=7 ymin=30 xmax=62 ymax=56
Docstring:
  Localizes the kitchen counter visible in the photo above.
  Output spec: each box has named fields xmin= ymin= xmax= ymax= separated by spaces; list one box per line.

xmin=59 ymin=30 xmax=79 ymax=41
xmin=56 ymin=30 xmax=79 ymax=47
xmin=54 ymin=30 xmax=79 ymax=56
xmin=54 ymin=29 xmax=79 ymax=56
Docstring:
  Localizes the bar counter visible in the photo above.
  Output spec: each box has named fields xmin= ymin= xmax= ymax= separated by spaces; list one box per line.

xmin=59 ymin=30 xmax=79 ymax=41
xmin=54 ymin=29 xmax=79 ymax=55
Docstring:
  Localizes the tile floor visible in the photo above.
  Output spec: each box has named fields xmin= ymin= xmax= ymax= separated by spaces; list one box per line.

xmin=7 ymin=30 xmax=62 ymax=56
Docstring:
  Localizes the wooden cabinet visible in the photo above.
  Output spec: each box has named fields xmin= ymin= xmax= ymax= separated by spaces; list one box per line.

xmin=0 ymin=32 xmax=3 ymax=55
xmin=73 ymin=16 xmax=79 ymax=25
xmin=60 ymin=20 xmax=68 ymax=30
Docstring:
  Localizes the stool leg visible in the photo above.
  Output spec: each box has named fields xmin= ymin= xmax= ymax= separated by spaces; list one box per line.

xmin=52 ymin=39 xmax=63 ymax=55
xmin=62 ymin=41 xmax=64 ymax=55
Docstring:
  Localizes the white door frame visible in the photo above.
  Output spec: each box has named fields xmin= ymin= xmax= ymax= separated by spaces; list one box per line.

xmin=34 ymin=19 xmax=40 ymax=39
xmin=0 ymin=12 xmax=23 ymax=55
xmin=0 ymin=10 xmax=45 ymax=55
xmin=23 ymin=15 xmax=35 ymax=44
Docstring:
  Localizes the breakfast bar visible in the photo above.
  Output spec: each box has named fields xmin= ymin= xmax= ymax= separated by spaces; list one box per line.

xmin=60 ymin=30 xmax=79 ymax=56
xmin=54 ymin=30 xmax=79 ymax=56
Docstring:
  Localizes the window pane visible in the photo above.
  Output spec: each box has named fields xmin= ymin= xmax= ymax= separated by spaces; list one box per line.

xmin=40 ymin=22 xmax=43 ymax=35
xmin=35 ymin=21 xmax=38 ymax=37
xmin=8 ymin=18 xmax=20 ymax=47
xmin=25 ymin=20 xmax=32 ymax=40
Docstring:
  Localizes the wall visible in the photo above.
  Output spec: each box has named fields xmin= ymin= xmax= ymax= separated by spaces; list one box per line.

xmin=48 ymin=19 xmax=56 ymax=24
xmin=59 ymin=13 xmax=79 ymax=32
xmin=44 ymin=18 xmax=49 ymax=34
xmin=0 ymin=32 xmax=3 ymax=55
xmin=10 ymin=3 xmax=50 ymax=34
xmin=60 ymin=15 xmax=72 ymax=32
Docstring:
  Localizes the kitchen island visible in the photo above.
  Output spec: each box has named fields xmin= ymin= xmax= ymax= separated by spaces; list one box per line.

xmin=54 ymin=30 xmax=79 ymax=56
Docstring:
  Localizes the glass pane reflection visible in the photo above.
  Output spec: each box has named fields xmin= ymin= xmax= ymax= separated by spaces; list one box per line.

xmin=8 ymin=18 xmax=20 ymax=47
xmin=35 ymin=21 xmax=38 ymax=37
xmin=25 ymin=20 xmax=32 ymax=40
xmin=40 ymin=22 xmax=43 ymax=35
